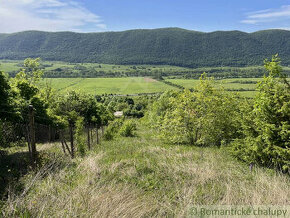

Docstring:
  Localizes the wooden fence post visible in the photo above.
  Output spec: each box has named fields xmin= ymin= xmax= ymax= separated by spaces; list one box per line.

xmin=69 ymin=119 xmax=75 ymax=158
xmin=28 ymin=105 xmax=37 ymax=165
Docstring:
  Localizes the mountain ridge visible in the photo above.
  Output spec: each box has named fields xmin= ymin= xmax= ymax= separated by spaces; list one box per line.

xmin=0 ymin=28 xmax=290 ymax=67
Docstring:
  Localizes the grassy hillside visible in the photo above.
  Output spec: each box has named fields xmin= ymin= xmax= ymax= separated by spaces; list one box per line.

xmin=1 ymin=123 xmax=289 ymax=217
xmin=1 ymin=28 xmax=290 ymax=67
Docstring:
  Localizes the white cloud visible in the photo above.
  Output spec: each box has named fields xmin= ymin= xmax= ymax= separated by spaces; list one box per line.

xmin=0 ymin=0 xmax=106 ymax=33
xmin=241 ymin=19 xmax=258 ymax=24
xmin=241 ymin=5 xmax=290 ymax=24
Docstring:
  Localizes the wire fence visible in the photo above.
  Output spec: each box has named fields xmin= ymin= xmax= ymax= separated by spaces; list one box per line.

xmin=0 ymin=106 xmax=106 ymax=162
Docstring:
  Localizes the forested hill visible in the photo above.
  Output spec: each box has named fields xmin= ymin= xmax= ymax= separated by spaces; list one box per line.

xmin=0 ymin=28 xmax=290 ymax=67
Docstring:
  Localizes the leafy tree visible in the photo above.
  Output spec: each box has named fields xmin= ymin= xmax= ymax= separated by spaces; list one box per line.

xmin=54 ymin=91 xmax=112 ymax=128
xmin=148 ymin=74 xmax=241 ymax=145
xmin=11 ymin=58 xmax=52 ymax=125
xmin=0 ymin=71 xmax=16 ymax=121
xmin=231 ymin=55 xmax=290 ymax=172
xmin=0 ymin=71 xmax=18 ymax=148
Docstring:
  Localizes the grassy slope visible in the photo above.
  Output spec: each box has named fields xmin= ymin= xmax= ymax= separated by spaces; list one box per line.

xmin=1 ymin=123 xmax=289 ymax=217
xmin=44 ymin=77 xmax=177 ymax=94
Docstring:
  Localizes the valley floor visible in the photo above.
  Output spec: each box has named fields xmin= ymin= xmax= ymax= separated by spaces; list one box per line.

xmin=1 ymin=123 xmax=289 ymax=217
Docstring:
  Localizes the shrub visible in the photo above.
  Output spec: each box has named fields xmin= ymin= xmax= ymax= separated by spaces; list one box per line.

xmin=103 ymin=119 xmax=123 ymax=140
xmin=119 ymin=120 xmax=137 ymax=137
xmin=103 ymin=128 xmax=114 ymax=141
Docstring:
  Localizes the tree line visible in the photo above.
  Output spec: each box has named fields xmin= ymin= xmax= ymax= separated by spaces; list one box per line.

xmin=6 ymin=64 xmax=290 ymax=79
xmin=0 ymin=58 xmax=153 ymax=162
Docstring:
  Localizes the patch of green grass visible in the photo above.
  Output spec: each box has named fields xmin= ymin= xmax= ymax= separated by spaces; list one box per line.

xmin=0 ymin=60 xmax=21 ymax=72
xmin=44 ymin=77 xmax=177 ymax=94
xmin=166 ymin=78 xmax=261 ymax=97
xmin=0 ymin=59 xmax=192 ymax=74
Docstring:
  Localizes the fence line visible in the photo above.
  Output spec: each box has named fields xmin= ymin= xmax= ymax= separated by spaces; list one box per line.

xmin=0 ymin=105 xmax=106 ymax=163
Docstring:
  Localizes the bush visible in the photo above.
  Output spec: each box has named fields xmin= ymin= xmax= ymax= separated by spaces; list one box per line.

xmin=119 ymin=120 xmax=137 ymax=137
xmin=103 ymin=119 xmax=123 ymax=140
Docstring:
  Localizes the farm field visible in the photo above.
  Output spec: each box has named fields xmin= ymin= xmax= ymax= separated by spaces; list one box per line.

xmin=3 ymin=59 xmax=290 ymax=79
xmin=43 ymin=77 xmax=264 ymax=97
xmin=44 ymin=77 xmax=177 ymax=94
xmin=0 ymin=60 xmax=21 ymax=72
xmin=166 ymin=78 xmax=263 ymax=97
xmin=0 ymin=59 xmax=191 ymax=74
xmin=167 ymin=78 xmax=261 ymax=87
xmin=1 ymin=59 xmax=288 ymax=97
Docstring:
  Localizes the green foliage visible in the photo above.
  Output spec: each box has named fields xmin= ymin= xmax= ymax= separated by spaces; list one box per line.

xmin=103 ymin=118 xmax=137 ymax=140
xmin=53 ymin=91 xmax=112 ymax=128
xmin=1 ymin=29 xmax=290 ymax=67
xmin=119 ymin=120 xmax=137 ymax=137
xmin=3 ymin=58 xmax=290 ymax=80
xmin=148 ymin=74 xmax=240 ymax=146
xmin=103 ymin=119 xmax=123 ymax=141
xmin=231 ymin=55 xmax=290 ymax=172
xmin=8 ymin=58 xmax=54 ymax=125
xmin=0 ymin=71 xmax=16 ymax=121
xmin=75 ymin=117 xmax=86 ymax=156
xmin=105 ymin=96 xmax=149 ymax=118
xmin=15 ymin=58 xmax=43 ymax=85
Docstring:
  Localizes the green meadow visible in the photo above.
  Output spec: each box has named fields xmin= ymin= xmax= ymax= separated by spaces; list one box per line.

xmin=0 ymin=60 xmax=191 ymax=74
xmin=0 ymin=60 xmax=21 ymax=72
xmin=166 ymin=78 xmax=262 ymax=97
xmin=42 ymin=77 xmax=263 ymax=97
xmin=43 ymin=77 xmax=262 ymax=97
xmin=44 ymin=77 xmax=177 ymax=95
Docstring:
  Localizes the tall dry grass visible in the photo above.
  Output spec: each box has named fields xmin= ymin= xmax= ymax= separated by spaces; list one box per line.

xmin=1 ymin=127 xmax=289 ymax=217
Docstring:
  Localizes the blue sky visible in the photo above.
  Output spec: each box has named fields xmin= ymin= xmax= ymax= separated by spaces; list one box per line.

xmin=1 ymin=0 xmax=290 ymax=33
